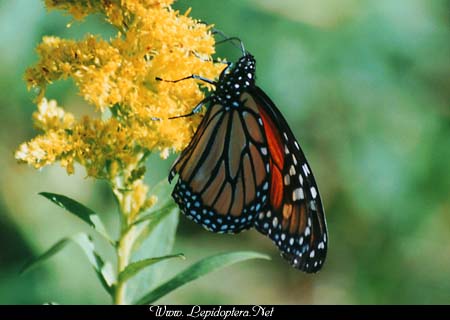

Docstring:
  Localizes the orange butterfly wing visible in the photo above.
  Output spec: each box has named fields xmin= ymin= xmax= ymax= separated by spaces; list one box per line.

xmin=253 ymin=87 xmax=328 ymax=273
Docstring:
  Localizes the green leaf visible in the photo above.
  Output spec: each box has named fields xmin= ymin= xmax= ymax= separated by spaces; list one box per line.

xmin=21 ymin=233 xmax=116 ymax=296
xmin=135 ymin=251 xmax=271 ymax=305
xmin=20 ymin=238 xmax=71 ymax=274
xmin=126 ymin=206 xmax=179 ymax=303
xmin=143 ymin=179 xmax=174 ymax=213
xmin=131 ymin=202 xmax=177 ymax=252
xmin=132 ymin=202 xmax=176 ymax=227
xmin=119 ymin=253 xmax=185 ymax=283
xmin=125 ymin=179 xmax=179 ymax=303
xmin=39 ymin=192 xmax=114 ymax=245
xmin=130 ymin=179 xmax=178 ymax=253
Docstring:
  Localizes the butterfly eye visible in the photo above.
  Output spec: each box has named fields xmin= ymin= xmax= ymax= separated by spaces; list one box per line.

xmin=168 ymin=46 xmax=328 ymax=273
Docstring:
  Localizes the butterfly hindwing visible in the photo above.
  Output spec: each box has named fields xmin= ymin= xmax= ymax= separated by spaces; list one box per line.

xmin=252 ymin=86 xmax=328 ymax=273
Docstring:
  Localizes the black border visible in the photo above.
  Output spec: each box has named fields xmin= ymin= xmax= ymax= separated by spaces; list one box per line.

xmin=0 ymin=304 xmax=446 ymax=320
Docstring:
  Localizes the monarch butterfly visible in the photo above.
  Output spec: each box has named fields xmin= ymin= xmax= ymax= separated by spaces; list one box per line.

xmin=167 ymin=40 xmax=328 ymax=273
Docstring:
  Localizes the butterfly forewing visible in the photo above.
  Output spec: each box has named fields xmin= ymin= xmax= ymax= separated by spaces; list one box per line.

xmin=170 ymin=94 xmax=270 ymax=233
xmin=252 ymin=87 xmax=328 ymax=273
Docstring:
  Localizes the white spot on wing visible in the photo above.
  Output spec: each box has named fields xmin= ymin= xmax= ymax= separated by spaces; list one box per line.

xmin=289 ymin=165 xmax=296 ymax=176
xmin=310 ymin=187 xmax=317 ymax=199
xmin=292 ymin=188 xmax=304 ymax=201
xmin=302 ymin=164 xmax=310 ymax=176
xmin=272 ymin=217 xmax=278 ymax=227
xmin=305 ymin=226 xmax=310 ymax=236
xmin=284 ymin=174 xmax=290 ymax=186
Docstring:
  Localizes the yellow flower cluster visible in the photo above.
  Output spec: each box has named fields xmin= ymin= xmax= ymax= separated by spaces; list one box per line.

xmin=16 ymin=0 xmax=224 ymax=182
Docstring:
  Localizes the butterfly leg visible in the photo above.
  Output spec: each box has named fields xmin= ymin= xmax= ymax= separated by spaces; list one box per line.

xmin=168 ymin=97 xmax=211 ymax=119
xmin=147 ymin=97 xmax=210 ymax=120
xmin=156 ymin=74 xmax=217 ymax=86
xmin=155 ymin=75 xmax=215 ymax=119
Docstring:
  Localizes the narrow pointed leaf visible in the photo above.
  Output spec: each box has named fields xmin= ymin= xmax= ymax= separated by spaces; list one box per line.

xmin=132 ymin=178 xmax=176 ymax=227
xmin=39 ymin=192 xmax=114 ymax=245
xmin=135 ymin=251 xmax=270 ymax=304
xmin=125 ymin=205 xmax=179 ymax=302
xmin=130 ymin=203 xmax=177 ymax=254
xmin=20 ymin=238 xmax=71 ymax=274
xmin=136 ymin=179 xmax=175 ymax=220
xmin=71 ymin=233 xmax=116 ymax=294
xmin=119 ymin=253 xmax=185 ymax=283
xmin=21 ymin=233 xmax=115 ymax=296
xmin=131 ymin=202 xmax=176 ymax=227
xmin=125 ymin=178 xmax=180 ymax=303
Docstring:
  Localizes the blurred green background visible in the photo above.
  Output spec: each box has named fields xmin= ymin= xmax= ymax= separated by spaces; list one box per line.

xmin=1 ymin=0 xmax=449 ymax=304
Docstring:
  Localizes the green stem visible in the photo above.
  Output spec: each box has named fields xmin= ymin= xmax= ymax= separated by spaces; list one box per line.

xmin=114 ymin=226 xmax=136 ymax=304
xmin=110 ymin=158 xmax=151 ymax=304
xmin=113 ymin=186 xmax=136 ymax=305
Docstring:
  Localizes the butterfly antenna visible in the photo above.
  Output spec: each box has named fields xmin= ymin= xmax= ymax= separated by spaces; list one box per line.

xmin=215 ymin=36 xmax=247 ymax=56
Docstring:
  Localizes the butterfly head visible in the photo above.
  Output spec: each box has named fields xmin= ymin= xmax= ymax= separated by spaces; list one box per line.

xmin=217 ymin=54 xmax=256 ymax=95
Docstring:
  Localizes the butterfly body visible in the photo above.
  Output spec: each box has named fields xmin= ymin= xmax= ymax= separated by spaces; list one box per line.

xmin=169 ymin=53 xmax=328 ymax=273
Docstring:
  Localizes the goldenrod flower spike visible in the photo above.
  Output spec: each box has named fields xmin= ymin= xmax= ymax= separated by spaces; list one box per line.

xmin=18 ymin=0 xmax=224 ymax=179
xmin=16 ymin=0 xmax=224 ymax=304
